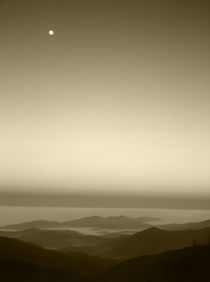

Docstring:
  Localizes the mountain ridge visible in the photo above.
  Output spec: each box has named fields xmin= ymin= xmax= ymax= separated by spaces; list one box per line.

xmin=102 ymin=226 xmax=210 ymax=259
xmin=97 ymin=244 xmax=210 ymax=282
xmin=0 ymin=236 xmax=116 ymax=277
xmin=2 ymin=216 xmax=155 ymax=230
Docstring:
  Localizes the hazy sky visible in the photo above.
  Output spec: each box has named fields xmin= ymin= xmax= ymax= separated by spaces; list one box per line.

xmin=0 ymin=0 xmax=210 ymax=204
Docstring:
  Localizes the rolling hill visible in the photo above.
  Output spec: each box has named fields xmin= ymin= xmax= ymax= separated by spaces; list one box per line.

xmin=0 ymin=228 xmax=108 ymax=249
xmin=102 ymin=227 xmax=210 ymax=259
xmin=0 ymin=236 xmax=116 ymax=277
xmin=97 ymin=245 xmax=210 ymax=282
xmin=1 ymin=234 xmax=210 ymax=282
xmin=0 ymin=258 xmax=90 ymax=282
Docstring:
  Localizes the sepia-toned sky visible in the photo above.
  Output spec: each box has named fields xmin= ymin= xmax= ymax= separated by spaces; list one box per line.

xmin=0 ymin=0 xmax=210 ymax=207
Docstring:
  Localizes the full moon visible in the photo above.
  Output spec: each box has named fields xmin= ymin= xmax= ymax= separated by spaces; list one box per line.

xmin=49 ymin=30 xmax=54 ymax=36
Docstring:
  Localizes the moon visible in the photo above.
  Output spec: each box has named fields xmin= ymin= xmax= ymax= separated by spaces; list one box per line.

xmin=49 ymin=30 xmax=54 ymax=36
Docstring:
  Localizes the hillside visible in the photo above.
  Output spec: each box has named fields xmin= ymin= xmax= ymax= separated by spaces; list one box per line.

xmin=102 ymin=227 xmax=210 ymax=259
xmin=0 ymin=236 xmax=116 ymax=277
xmin=0 ymin=258 xmax=90 ymax=282
xmin=0 ymin=228 xmax=108 ymax=249
xmin=1 ymin=235 xmax=210 ymax=282
xmin=97 ymin=245 xmax=210 ymax=282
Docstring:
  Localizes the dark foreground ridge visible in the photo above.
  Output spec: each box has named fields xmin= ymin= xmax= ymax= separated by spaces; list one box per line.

xmin=0 ymin=259 xmax=90 ymax=282
xmin=0 ymin=236 xmax=116 ymax=277
xmin=0 ymin=236 xmax=210 ymax=282
xmin=97 ymin=245 xmax=210 ymax=282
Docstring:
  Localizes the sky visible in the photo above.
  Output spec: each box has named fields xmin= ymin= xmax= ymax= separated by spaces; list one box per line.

xmin=0 ymin=0 xmax=210 ymax=207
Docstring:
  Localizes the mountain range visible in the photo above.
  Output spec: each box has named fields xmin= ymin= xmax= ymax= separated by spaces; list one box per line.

xmin=101 ymin=226 xmax=210 ymax=259
xmin=159 ymin=219 xmax=210 ymax=231
xmin=2 ymin=216 xmax=156 ymax=230
xmin=3 ymin=217 xmax=210 ymax=233
xmin=0 ymin=228 xmax=109 ymax=249
xmin=1 ymin=224 xmax=210 ymax=260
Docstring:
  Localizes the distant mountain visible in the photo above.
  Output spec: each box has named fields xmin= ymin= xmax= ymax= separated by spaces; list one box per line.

xmin=102 ymin=227 xmax=210 ymax=259
xmin=0 ymin=236 xmax=116 ymax=277
xmin=64 ymin=216 xmax=155 ymax=229
xmin=6 ymin=217 xmax=210 ymax=232
xmin=3 ymin=216 xmax=155 ymax=230
xmin=0 ymin=228 xmax=108 ymax=249
xmin=97 ymin=245 xmax=210 ymax=282
xmin=3 ymin=220 xmax=64 ymax=230
xmin=159 ymin=219 xmax=210 ymax=231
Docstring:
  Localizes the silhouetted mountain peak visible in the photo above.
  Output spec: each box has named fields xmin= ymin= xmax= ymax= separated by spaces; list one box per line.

xmin=133 ymin=226 xmax=164 ymax=237
xmin=144 ymin=226 xmax=163 ymax=232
